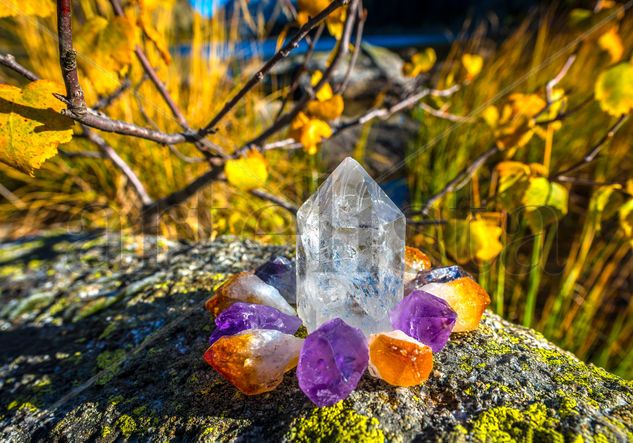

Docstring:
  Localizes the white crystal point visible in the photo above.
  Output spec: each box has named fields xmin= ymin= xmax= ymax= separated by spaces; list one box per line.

xmin=296 ymin=157 xmax=405 ymax=335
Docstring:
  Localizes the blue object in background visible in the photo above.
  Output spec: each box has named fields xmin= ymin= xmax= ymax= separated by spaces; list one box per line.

xmin=189 ymin=0 xmax=233 ymax=18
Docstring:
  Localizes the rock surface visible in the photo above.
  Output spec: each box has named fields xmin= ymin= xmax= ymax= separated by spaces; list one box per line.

xmin=0 ymin=232 xmax=632 ymax=442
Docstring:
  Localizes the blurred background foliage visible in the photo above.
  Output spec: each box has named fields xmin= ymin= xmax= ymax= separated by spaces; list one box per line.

xmin=0 ymin=0 xmax=631 ymax=377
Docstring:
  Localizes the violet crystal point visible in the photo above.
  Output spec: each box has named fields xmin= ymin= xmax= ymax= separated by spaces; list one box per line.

xmin=390 ymin=290 xmax=457 ymax=352
xmin=296 ymin=157 xmax=405 ymax=335
xmin=255 ymin=256 xmax=296 ymax=304
xmin=297 ymin=318 xmax=369 ymax=407
xmin=209 ymin=302 xmax=302 ymax=345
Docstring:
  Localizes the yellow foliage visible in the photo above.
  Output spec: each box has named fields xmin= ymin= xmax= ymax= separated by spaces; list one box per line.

xmin=445 ymin=218 xmax=504 ymax=263
xmin=619 ymin=199 xmax=633 ymax=246
xmin=311 ymin=71 xmax=334 ymax=101
xmin=307 ymin=95 xmax=344 ymax=121
xmin=289 ymin=112 xmax=332 ymax=155
xmin=0 ymin=81 xmax=74 ymax=176
xmin=595 ymin=62 xmax=633 ymax=116
xmin=493 ymin=93 xmax=546 ymax=150
xmin=402 ymin=48 xmax=436 ymax=77
xmin=297 ymin=0 xmax=347 ymax=39
xmin=462 ymin=53 xmax=484 ymax=79
xmin=598 ymin=27 xmax=623 ymax=63
xmin=0 ymin=0 xmax=54 ymax=17
xmin=74 ymin=16 xmax=138 ymax=99
xmin=224 ymin=151 xmax=268 ymax=191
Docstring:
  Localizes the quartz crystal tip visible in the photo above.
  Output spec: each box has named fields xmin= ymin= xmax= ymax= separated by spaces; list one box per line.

xmin=296 ymin=157 xmax=405 ymax=336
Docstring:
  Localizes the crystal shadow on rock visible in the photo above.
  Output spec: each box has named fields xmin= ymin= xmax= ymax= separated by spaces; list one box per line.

xmin=296 ymin=157 xmax=405 ymax=336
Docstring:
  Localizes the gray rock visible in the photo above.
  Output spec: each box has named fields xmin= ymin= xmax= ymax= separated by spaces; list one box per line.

xmin=0 ymin=232 xmax=631 ymax=442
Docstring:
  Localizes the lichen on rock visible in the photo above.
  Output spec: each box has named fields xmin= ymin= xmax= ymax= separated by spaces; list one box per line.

xmin=0 ymin=232 xmax=631 ymax=442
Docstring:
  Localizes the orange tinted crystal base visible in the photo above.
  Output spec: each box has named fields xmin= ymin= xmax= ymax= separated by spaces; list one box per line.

xmin=368 ymin=331 xmax=433 ymax=387
xmin=423 ymin=277 xmax=491 ymax=332
xmin=405 ymin=246 xmax=432 ymax=280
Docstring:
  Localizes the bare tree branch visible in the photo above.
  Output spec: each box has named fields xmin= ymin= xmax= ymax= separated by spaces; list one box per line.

xmin=247 ymin=189 xmax=298 ymax=214
xmin=82 ymin=126 xmax=153 ymax=206
xmin=92 ymin=78 xmax=130 ymax=111
xmin=199 ymin=0 xmax=352 ymax=137
xmin=0 ymin=54 xmax=38 ymax=82
xmin=422 ymin=145 xmax=501 ymax=214
xmin=553 ymin=114 xmax=629 ymax=178
xmin=337 ymin=1 xmax=366 ymax=94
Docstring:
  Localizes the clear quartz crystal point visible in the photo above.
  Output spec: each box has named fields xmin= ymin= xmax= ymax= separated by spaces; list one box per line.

xmin=296 ymin=157 xmax=405 ymax=335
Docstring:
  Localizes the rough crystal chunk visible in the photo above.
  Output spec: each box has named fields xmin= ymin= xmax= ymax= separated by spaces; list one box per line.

xmin=209 ymin=302 xmax=302 ymax=345
xmin=404 ymin=246 xmax=432 ymax=283
xmin=405 ymin=265 xmax=471 ymax=294
xmin=204 ymin=329 xmax=303 ymax=395
xmin=205 ymin=272 xmax=296 ymax=317
xmin=390 ymin=290 xmax=457 ymax=352
xmin=420 ymin=277 xmax=490 ymax=332
xmin=296 ymin=157 xmax=405 ymax=335
xmin=368 ymin=330 xmax=433 ymax=387
xmin=255 ymin=256 xmax=296 ymax=304
xmin=296 ymin=318 xmax=368 ymax=406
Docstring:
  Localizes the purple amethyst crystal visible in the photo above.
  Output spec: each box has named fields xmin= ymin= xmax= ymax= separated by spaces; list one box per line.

xmin=209 ymin=302 xmax=302 ymax=345
xmin=390 ymin=290 xmax=457 ymax=352
xmin=405 ymin=265 xmax=471 ymax=295
xmin=255 ymin=256 xmax=296 ymax=304
xmin=296 ymin=318 xmax=368 ymax=407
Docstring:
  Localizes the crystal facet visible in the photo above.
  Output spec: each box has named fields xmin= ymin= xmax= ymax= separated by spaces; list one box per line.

xmin=296 ymin=318 xmax=369 ymax=407
xmin=296 ymin=157 xmax=406 ymax=335
xmin=368 ymin=330 xmax=433 ymax=387
xmin=405 ymin=265 xmax=471 ymax=294
xmin=205 ymin=272 xmax=296 ymax=317
xmin=390 ymin=290 xmax=457 ymax=352
xmin=209 ymin=302 xmax=302 ymax=345
xmin=204 ymin=329 xmax=303 ymax=395
xmin=420 ymin=277 xmax=491 ymax=332
xmin=255 ymin=256 xmax=296 ymax=304
xmin=404 ymin=246 xmax=432 ymax=283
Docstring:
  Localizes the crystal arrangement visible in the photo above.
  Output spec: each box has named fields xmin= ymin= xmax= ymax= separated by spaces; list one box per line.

xmin=202 ymin=158 xmax=491 ymax=405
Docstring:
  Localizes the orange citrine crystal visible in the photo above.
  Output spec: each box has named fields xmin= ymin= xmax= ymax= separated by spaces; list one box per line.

xmin=404 ymin=246 xmax=432 ymax=282
xmin=203 ymin=329 xmax=303 ymax=395
xmin=368 ymin=330 xmax=433 ymax=387
xmin=421 ymin=277 xmax=490 ymax=332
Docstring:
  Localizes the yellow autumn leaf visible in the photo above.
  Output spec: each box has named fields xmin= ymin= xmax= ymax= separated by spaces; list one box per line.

xmin=402 ymin=48 xmax=436 ymax=78
xmin=74 ymin=16 xmax=138 ymax=97
xmin=598 ymin=27 xmax=623 ymax=63
xmin=0 ymin=81 xmax=74 ymax=176
xmin=462 ymin=53 xmax=484 ymax=79
xmin=521 ymin=177 xmax=569 ymax=232
xmin=297 ymin=0 xmax=347 ymax=39
xmin=493 ymin=93 xmax=546 ymax=150
xmin=307 ymin=94 xmax=344 ymax=121
xmin=289 ymin=112 xmax=332 ymax=155
xmin=311 ymin=71 xmax=334 ymax=102
xmin=445 ymin=218 xmax=503 ymax=263
xmin=481 ymin=105 xmax=499 ymax=128
xmin=595 ymin=62 xmax=633 ymax=116
xmin=224 ymin=151 xmax=268 ymax=191
xmin=0 ymin=0 xmax=54 ymax=17
xmin=619 ymin=199 xmax=633 ymax=245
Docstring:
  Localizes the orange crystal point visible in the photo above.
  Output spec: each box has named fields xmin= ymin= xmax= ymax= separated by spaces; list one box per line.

xmin=204 ymin=272 xmax=295 ymax=317
xmin=421 ymin=277 xmax=491 ymax=332
xmin=404 ymin=246 xmax=432 ymax=282
xmin=368 ymin=330 xmax=433 ymax=387
xmin=203 ymin=329 xmax=302 ymax=395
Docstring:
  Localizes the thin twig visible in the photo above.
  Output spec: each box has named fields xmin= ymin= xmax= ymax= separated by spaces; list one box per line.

xmin=0 ymin=54 xmax=38 ymax=81
xmin=418 ymin=102 xmax=473 ymax=122
xmin=59 ymin=149 xmax=105 ymax=159
xmin=553 ymin=115 xmax=629 ymax=178
xmin=274 ymin=23 xmax=325 ymax=122
xmin=199 ymin=0 xmax=351 ymax=136
xmin=421 ymin=145 xmax=501 ymax=214
xmin=235 ymin=0 xmax=360 ymax=156
xmin=337 ymin=1 xmax=366 ymax=94
xmin=546 ymin=54 xmax=576 ymax=103
xmin=247 ymin=189 xmax=298 ymax=214
xmin=82 ymin=126 xmax=153 ymax=206
xmin=92 ymin=78 xmax=130 ymax=111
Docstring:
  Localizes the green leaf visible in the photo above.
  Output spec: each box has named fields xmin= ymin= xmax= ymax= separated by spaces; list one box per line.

xmin=521 ymin=177 xmax=569 ymax=232
xmin=595 ymin=62 xmax=633 ymax=116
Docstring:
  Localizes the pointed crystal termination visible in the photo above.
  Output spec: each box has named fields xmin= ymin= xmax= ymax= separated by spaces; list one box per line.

xmin=296 ymin=157 xmax=406 ymax=335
